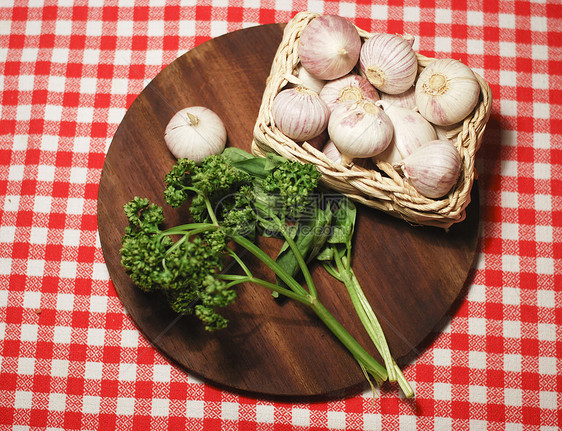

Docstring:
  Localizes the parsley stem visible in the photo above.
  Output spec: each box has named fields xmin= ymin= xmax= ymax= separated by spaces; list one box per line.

xmin=180 ymin=185 xmax=220 ymax=226
xmin=254 ymin=202 xmax=317 ymax=299
xmin=217 ymin=274 xmax=312 ymax=305
xmin=231 ymin=234 xmax=388 ymax=383
xmin=276 ymin=221 xmax=317 ymax=299
xmin=226 ymin=247 xmax=253 ymax=278
xmin=204 ymin=195 xmax=220 ymax=226
xmin=334 ymin=249 xmax=397 ymax=382
xmin=310 ymin=299 xmax=388 ymax=382
xmin=216 ymin=274 xmax=247 ymax=281
xmin=394 ymin=364 xmax=414 ymax=398
xmin=161 ymin=222 xmax=217 ymax=236
xmin=322 ymin=262 xmax=344 ymax=282
xmin=216 ymin=250 xmax=388 ymax=382
xmin=231 ymin=235 xmax=310 ymax=298
xmin=163 ymin=224 xmax=218 ymax=256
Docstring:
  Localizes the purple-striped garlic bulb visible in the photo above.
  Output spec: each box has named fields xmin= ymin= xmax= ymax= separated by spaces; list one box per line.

xmin=319 ymin=74 xmax=380 ymax=112
xmin=328 ymin=100 xmax=393 ymax=163
xmin=272 ymin=87 xmax=330 ymax=141
xmin=298 ymin=15 xmax=361 ymax=81
xmin=379 ymin=85 xmax=417 ymax=110
xmin=415 ymin=58 xmax=480 ymax=126
xmin=322 ymin=140 xmax=342 ymax=164
xmin=375 ymin=100 xmax=437 ymax=165
xmin=399 ymin=139 xmax=462 ymax=198
xmin=360 ymin=33 xmax=418 ymax=95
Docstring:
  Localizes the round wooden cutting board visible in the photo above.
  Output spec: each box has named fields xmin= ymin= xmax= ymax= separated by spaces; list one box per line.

xmin=97 ymin=23 xmax=480 ymax=399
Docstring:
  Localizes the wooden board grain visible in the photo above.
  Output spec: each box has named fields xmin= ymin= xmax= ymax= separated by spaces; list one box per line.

xmin=97 ymin=23 xmax=480 ymax=399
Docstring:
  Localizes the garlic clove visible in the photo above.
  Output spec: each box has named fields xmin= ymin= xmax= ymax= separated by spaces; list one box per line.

xmin=415 ymin=58 xmax=480 ymax=126
xmin=319 ymin=73 xmax=380 ymax=112
xmin=272 ymin=87 xmax=330 ymax=141
xmin=293 ymin=65 xmax=326 ymax=94
xmin=165 ymin=107 xmax=227 ymax=163
xmin=328 ymin=100 xmax=393 ymax=161
xmin=400 ymin=139 xmax=462 ymax=198
xmin=359 ymin=33 xmax=418 ymax=95
xmin=375 ymin=100 xmax=437 ymax=164
xmin=375 ymin=140 xmax=403 ymax=166
xmin=298 ymin=15 xmax=362 ymax=81
xmin=300 ymin=129 xmax=329 ymax=150
xmin=434 ymin=121 xmax=463 ymax=141
xmin=321 ymin=140 xmax=342 ymax=164
xmin=379 ymin=85 xmax=417 ymax=110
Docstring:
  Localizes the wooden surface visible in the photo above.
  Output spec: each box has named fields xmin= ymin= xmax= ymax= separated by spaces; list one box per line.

xmin=97 ymin=23 xmax=480 ymax=399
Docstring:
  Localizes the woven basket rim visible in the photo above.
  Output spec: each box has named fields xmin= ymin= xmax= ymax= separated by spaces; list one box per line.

xmin=253 ymin=11 xmax=493 ymax=229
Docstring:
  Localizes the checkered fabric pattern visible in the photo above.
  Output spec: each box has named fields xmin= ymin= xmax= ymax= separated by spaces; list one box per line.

xmin=1 ymin=0 xmax=560 ymax=429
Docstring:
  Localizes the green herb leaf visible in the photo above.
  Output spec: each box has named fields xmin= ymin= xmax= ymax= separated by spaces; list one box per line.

xmin=275 ymin=205 xmax=332 ymax=285
xmin=224 ymin=148 xmax=288 ymax=179
xmin=221 ymin=147 xmax=254 ymax=162
xmin=327 ymin=197 xmax=356 ymax=247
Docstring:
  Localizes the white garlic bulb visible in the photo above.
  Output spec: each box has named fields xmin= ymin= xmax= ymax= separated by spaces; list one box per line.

xmin=399 ymin=139 xmax=462 ymax=198
xmin=164 ymin=106 xmax=227 ymax=163
xmin=328 ymin=101 xmax=393 ymax=162
xmin=434 ymin=121 xmax=463 ymax=141
xmin=379 ymin=85 xmax=416 ymax=110
xmin=322 ymin=140 xmax=342 ymax=164
xmin=301 ymin=129 xmax=329 ymax=150
xmin=298 ymin=15 xmax=362 ymax=80
xmin=359 ymin=33 xmax=418 ymax=95
xmin=319 ymin=74 xmax=380 ymax=112
xmin=375 ymin=100 xmax=437 ymax=164
xmin=295 ymin=65 xmax=326 ymax=94
xmin=272 ymin=87 xmax=330 ymax=141
xmin=415 ymin=58 xmax=480 ymax=126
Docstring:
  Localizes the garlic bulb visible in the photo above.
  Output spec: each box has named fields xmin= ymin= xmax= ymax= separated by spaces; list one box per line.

xmin=322 ymin=140 xmax=342 ymax=164
xmin=301 ymin=129 xmax=329 ymax=150
xmin=399 ymin=139 xmax=462 ymax=198
xmin=415 ymin=58 xmax=480 ymax=126
xmin=164 ymin=106 xmax=227 ymax=163
xmin=328 ymin=101 xmax=393 ymax=162
xmin=359 ymin=33 xmax=418 ymax=95
xmin=434 ymin=121 xmax=463 ymax=141
xmin=375 ymin=100 xmax=437 ymax=164
xmin=295 ymin=65 xmax=326 ymax=94
xmin=319 ymin=74 xmax=380 ymax=112
xmin=272 ymin=87 xmax=330 ymax=141
xmin=380 ymin=86 xmax=416 ymax=110
xmin=298 ymin=15 xmax=361 ymax=80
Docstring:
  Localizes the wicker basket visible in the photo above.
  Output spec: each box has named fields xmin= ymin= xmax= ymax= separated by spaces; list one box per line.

xmin=252 ymin=12 xmax=492 ymax=229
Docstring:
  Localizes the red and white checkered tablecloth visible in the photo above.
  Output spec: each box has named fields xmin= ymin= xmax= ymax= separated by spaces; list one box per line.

xmin=1 ymin=0 xmax=560 ymax=429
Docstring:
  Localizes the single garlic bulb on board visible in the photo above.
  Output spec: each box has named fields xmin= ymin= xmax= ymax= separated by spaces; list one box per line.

xmin=359 ymin=33 xmax=418 ymax=95
xmin=164 ymin=107 xmax=227 ymax=163
xmin=399 ymin=139 xmax=462 ymax=198
xmin=415 ymin=58 xmax=480 ymax=126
